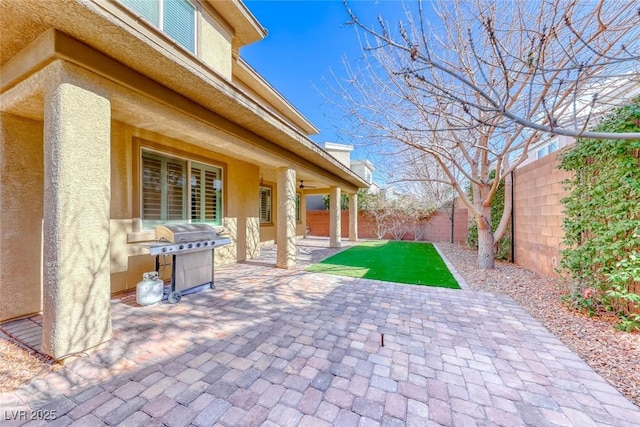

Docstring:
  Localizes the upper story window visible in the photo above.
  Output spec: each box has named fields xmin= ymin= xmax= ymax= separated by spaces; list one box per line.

xmin=536 ymin=140 xmax=559 ymax=159
xmin=121 ymin=0 xmax=196 ymax=53
xmin=142 ymin=150 xmax=223 ymax=226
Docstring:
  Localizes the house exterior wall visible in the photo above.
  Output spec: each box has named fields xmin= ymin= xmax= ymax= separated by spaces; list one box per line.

xmin=0 ymin=98 xmax=315 ymax=322
xmin=109 ymin=120 xmax=263 ymax=295
xmin=0 ymin=113 xmax=44 ymax=321
xmin=0 ymin=111 xmax=272 ymax=322
xmin=199 ymin=11 xmax=232 ymax=79
xmin=513 ymin=152 xmax=571 ymax=277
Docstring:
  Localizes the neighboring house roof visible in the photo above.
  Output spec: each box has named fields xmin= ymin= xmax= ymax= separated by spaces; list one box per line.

xmin=323 ymin=142 xmax=355 ymax=153
xmin=351 ymin=160 xmax=375 ymax=171
xmin=0 ymin=0 xmax=368 ymax=191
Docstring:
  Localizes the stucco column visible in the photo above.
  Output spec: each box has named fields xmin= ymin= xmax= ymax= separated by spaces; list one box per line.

xmin=277 ymin=167 xmax=297 ymax=268
xmin=329 ymin=186 xmax=342 ymax=248
xmin=349 ymin=192 xmax=358 ymax=241
xmin=42 ymin=74 xmax=112 ymax=360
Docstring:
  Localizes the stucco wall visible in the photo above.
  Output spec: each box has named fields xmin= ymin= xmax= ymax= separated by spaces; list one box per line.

xmin=513 ymin=152 xmax=571 ymax=277
xmin=0 ymin=113 xmax=44 ymax=322
xmin=41 ymin=78 xmax=113 ymax=359
xmin=109 ymin=121 xmax=262 ymax=294
xmin=199 ymin=12 xmax=232 ymax=80
xmin=0 ymin=112 xmax=303 ymax=315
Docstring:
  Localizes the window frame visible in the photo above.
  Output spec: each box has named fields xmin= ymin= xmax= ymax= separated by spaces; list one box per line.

xmin=259 ymin=185 xmax=273 ymax=225
xmin=296 ymin=192 xmax=302 ymax=223
xmin=536 ymin=140 xmax=559 ymax=160
xmin=139 ymin=146 xmax=224 ymax=228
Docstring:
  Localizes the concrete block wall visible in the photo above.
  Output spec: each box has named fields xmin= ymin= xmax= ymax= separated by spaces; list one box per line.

xmin=421 ymin=209 xmax=469 ymax=243
xmin=513 ymin=152 xmax=572 ymax=277
xmin=306 ymin=209 xmax=468 ymax=242
xmin=306 ymin=211 xmax=356 ymax=237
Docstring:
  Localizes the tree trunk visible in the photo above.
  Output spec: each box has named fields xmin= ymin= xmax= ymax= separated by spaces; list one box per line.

xmin=477 ymin=212 xmax=496 ymax=269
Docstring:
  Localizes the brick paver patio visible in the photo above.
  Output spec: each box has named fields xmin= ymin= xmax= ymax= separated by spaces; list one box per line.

xmin=2 ymin=241 xmax=639 ymax=426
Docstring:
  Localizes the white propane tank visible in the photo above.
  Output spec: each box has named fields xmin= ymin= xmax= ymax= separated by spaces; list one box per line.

xmin=136 ymin=272 xmax=164 ymax=306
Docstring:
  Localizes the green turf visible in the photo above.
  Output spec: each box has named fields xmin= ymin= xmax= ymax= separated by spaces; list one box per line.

xmin=306 ymin=240 xmax=460 ymax=289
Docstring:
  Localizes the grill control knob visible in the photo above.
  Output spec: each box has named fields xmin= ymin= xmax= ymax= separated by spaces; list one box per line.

xmin=162 ymin=247 xmax=168 ymax=253
xmin=179 ymin=244 xmax=184 ymax=250
xmin=187 ymin=243 xmax=193 ymax=249
xmin=203 ymin=241 xmax=209 ymax=246
xmin=196 ymin=242 xmax=201 ymax=248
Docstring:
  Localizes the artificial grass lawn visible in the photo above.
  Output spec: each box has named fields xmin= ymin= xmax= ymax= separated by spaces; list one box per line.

xmin=306 ymin=240 xmax=460 ymax=289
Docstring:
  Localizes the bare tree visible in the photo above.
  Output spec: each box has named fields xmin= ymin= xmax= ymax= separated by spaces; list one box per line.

xmin=359 ymin=191 xmax=393 ymax=239
xmin=359 ymin=190 xmax=433 ymax=240
xmin=401 ymin=152 xmax=463 ymax=243
xmin=331 ymin=0 xmax=639 ymax=268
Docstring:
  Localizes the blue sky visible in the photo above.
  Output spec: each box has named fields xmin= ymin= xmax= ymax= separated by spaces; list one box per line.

xmin=241 ymin=1 xmax=414 ymax=162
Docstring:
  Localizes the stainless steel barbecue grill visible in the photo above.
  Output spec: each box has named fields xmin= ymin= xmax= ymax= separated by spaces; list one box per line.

xmin=145 ymin=224 xmax=231 ymax=303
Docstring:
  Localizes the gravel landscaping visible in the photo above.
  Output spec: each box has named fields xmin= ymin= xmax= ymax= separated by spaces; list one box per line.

xmin=436 ymin=242 xmax=640 ymax=408
xmin=0 ymin=337 xmax=58 ymax=394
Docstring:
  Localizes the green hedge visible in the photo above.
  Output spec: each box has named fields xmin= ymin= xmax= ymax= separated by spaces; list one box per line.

xmin=559 ymin=97 xmax=640 ymax=331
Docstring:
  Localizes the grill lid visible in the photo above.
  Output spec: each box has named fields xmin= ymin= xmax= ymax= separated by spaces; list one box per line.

xmin=156 ymin=224 xmax=217 ymax=243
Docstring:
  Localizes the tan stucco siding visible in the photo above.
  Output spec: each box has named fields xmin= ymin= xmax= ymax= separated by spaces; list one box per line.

xmin=41 ymin=77 xmax=112 ymax=359
xmin=108 ymin=121 xmax=261 ymax=293
xmin=199 ymin=12 xmax=232 ymax=80
xmin=0 ymin=113 xmax=44 ymax=321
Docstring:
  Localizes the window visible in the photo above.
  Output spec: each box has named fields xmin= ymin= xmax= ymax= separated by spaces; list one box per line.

xmin=121 ymin=0 xmax=196 ymax=53
xmin=296 ymin=193 xmax=301 ymax=222
xmin=536 ymin=140 xmax=559 ymax=159
xmin=190 ymin=163 xmax=222 ymax=224
xmin=259 ymin=186 xmax=272 ymax=224
xmin=142 ymin=150 xmax=222 ymax=225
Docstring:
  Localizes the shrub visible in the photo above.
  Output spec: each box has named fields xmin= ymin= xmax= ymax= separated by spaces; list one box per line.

xmin=559 ymin=97 xmax=640 ymax=331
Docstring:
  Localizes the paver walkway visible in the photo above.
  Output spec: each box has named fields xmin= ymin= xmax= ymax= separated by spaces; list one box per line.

xmin=2 ymin=241 xmax=639 ymax=426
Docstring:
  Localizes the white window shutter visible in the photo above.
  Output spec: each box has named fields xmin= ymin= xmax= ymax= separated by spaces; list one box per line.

xmin=163 ymin=0 xmax=195 ymax=52
xmin=121 ymin=0 xmax=160 ymax=26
